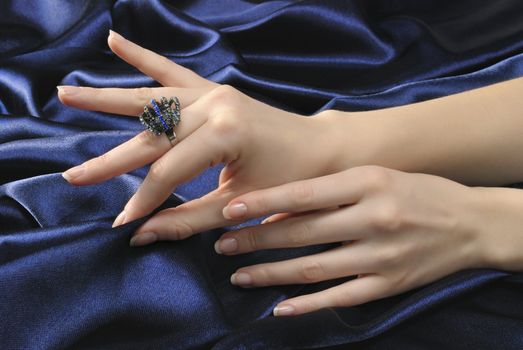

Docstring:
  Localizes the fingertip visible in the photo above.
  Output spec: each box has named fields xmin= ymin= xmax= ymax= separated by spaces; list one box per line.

xmin=56 ymin=86 xmax=82 ymax=106
xmin=107 ymin=30 xmax=119 ymax=54
xmin=261 ymin=216 xmax=273 ymax=224
xmin=57 ymin=87 xmax=66 ymax=104
xmin=222 ymin=202 xmax=247 ymax=220
xmin=129 ymin=231 xmax=157 ymax=247
xmin=108 ymin=29 xmax=118 ymax=43
xmin=273 ymin=303 xmax=296 ymax=316
xmin=108 ymin=29 xmax=126 ymax=51
xmin=112 ymin=210 xmax=127 ymax=228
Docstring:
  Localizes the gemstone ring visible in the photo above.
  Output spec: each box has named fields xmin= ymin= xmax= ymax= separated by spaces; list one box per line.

xmin=139 ymin=96 xmax=181 ymax=146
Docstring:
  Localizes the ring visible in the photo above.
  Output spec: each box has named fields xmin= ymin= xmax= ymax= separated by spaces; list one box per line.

xmin=139 ymin=96 xmax=181 ymax=146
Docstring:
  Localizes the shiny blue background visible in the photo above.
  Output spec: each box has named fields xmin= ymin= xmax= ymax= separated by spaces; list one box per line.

xmin=1 ymin=1 xmax=523 ymax=349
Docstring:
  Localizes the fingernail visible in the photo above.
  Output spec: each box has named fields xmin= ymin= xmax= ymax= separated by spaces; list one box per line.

xmin=261 ymin=217 xmax=272 ymax=224
xmin=215 ymin=237 xmax=238 ymax=254
xmin=223 ymin=202 xmax=247 ymax=220
xmin=130 ymin=232 xmax=157 ymax=247
xmin=231 ymin=272 xmax=252 ymax=285
xmin=56 ymin=85 xmax=80 ymax=96
xmin=109 ymin=29 xmax=124 ymax=42
xmin=62 ymin=164 xmax=85 ymax=182
xmin=273 ymin=304 xmax=295 ymax=316
xmin=112 ymin=211 xmax=127 ymax=228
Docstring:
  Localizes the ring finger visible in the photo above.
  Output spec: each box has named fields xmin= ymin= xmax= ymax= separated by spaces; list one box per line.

xmin=231 ymin=242 xmax=373 ymax=287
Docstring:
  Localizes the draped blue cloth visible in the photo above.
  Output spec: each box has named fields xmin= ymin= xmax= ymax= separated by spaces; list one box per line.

xmin=1 ymin=1 xmax=523 ymax=349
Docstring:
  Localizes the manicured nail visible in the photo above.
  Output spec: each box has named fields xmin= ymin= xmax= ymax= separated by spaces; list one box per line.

xmin=261 ymin=217 xmax=272 ymax=224
xmin=112 ymin=211 xmax=127 ymax=228
xmin=62 ymin=164 xmax=85 ymax=182
xmin=109 ymin=29 xmax=124 ymax=42
xmin=223 ymin=202 xmax=247 ymax=220
xmin=56 ymin=85 xmax=80 ymax=96
xmin=214 ymin=237 xmax=238 ymax=254
xmin=230 ymin=272 xmax=252 ymax=285
xmin=273 ymin=304 xmax=295 ymax=316
xmin=130 ymin=232 xmax=157 ymax=247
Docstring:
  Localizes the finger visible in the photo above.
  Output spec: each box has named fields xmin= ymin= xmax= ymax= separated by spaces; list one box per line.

xmin=57 ymin=86 xmax=208 ymax=116
xmin=113 ymin=118 xmax=236 ymax=227
xmin=129 ymin=188 xmax=238 ymax=246
xmin=215 ymin=205 xmax=368 ymax=255
xmin=62 ymin=99 xmax=208 ymax=185
xmin=261 ymin=212 xmax=294 ymax=224
xmin=108 ymin=30 xmax=216 ymax=88
xmin=260 ymin=206 xmax=338 ymax=224
xmin=222 ymin=169 xmax=368 ymax=221
xmin=229 ymin=242 xmax=373 ymax=287
xmin=272 ymin=274 xmax=389 ymax=316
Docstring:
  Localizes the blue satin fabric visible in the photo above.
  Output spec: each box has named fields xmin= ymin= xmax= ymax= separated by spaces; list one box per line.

xmin=1 ymin=1 xmax=523 ymax=349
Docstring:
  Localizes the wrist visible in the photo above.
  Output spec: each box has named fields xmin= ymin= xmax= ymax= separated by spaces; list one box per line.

xmin=469 ymin=186 xmax=523 ymax=272
xmin=314 ymin=109 xmax=388 ymax=172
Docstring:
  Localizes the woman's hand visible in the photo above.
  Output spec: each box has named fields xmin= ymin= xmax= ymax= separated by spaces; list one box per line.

xmin=59 ymin=31 xmax=349 ymax=243
xmin=216 ymin=165 xmax=490 ymax=316
xmin=57 ymin=31 xmax=523 ymax=318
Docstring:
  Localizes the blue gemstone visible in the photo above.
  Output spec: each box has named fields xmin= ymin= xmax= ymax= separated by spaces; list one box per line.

xmin=151 ymin=99 xmax=169 ymax=131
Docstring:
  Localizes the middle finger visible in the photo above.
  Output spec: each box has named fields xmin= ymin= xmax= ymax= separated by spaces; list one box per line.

xmin=215 ymin=205 xmax=369 ymax=255
xmin=58 ymin=86 xmax=209 ymax=116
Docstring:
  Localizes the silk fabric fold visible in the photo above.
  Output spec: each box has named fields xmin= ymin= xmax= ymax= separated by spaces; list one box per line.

xmin=1 ymin=1 xmax=523 ymax=349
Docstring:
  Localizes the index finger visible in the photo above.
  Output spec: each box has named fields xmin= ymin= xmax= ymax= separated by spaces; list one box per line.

xmin=113 ymin=119 xmax=232 ymax=226
xmin=221 ymin=168 xmax=371 ymax=221
xmin=108 ymin=30 xmax=216 ymax=89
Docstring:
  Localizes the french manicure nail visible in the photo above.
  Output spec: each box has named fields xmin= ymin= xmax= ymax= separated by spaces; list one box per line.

xmin=261 ymin=217 xmax=272 ymax=224
xmin=130 ymin=232 xmax=157 ymax=247
xmin=56 ymin=85 xmax=80 ymax=96
xmin=223 ymin=203 xmax=247 ymax=220
xmin=230 ymin=272 xmax=252 ymax=285
xmin=112 ymin=211 xmax=127 ymax=228
xmin=215 ymin=237 xmax=238 ymax=254
xmin=273 ymin=304 xmax=295 ymax=316
xmin=62 ymin=164 xmax=85 ymax=182
xmin=109 ymin=29 xmax=124 ymax=42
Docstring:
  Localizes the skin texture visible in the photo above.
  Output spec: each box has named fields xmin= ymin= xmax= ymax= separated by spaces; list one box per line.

xmin=324 ymin=76 xmax=523 ymax=186
xmin=59 ymin=31 xmax=523 ymax=317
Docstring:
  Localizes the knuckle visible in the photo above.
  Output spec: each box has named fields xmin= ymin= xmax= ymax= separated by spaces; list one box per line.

xmin=148 ymin=54 xmax=174 ymax=77
xmin=93 ymin=152 xmax=110 ymax=168
xmin=148 ymin=160 xmax=167 ymax=183
xmin=289 ymin=182 xmax=314 ymax=207
xmin=159 ymin=55 xmax=173 ymax=69
xmin=249 ymin=265 xmax=273 ymax=284
xmin=251 ymin=194 xmax=269 ymax=214
xmin=135 ymin=130 xmax=158 ymax=148
xmin=287 ymin=221 xmax=312 ymax=246
xmin=332 ymin=290 xmax=353 ymax=307
xmin=391 ymin=270 xmax=410 ymax=289
xmin=135 ymin=87 xmax=153 ymax=103
xmin=208 ymin=84 xmax=240 ymax=105
xmin=207 ymin=112 xmax=241 ymax=136
xmin=245 ymin=230 xmax=259 ymax=251
xmin=371 ymin=201 xmax=403 ymax=232
xmin=360 ymin=165 xmax=392 ymax=192
xmin=299 ymin=260 xmax=326 ymax=282
xmin=376 ymin=246 xmax=402 ymax=266
xmin=171 ymin=220 xmax=196 ymax=240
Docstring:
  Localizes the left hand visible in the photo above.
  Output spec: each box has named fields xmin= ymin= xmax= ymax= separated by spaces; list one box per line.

xmin=215 ymin=165 xmax=488 ymax=316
